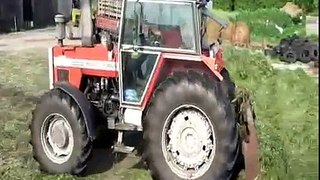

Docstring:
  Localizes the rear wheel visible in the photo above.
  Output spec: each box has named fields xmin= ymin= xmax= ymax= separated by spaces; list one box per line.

xmin=30 ymin=89 xmax=92 ymax=175
xmin=144 ymin=71 xmax=240 ymax=180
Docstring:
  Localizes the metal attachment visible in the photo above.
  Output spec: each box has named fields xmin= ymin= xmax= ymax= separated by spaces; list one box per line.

xmin=234 ymin=88 xmax=261 ymax=180
xmin=54 ymin=14 xmax=66 ymax=46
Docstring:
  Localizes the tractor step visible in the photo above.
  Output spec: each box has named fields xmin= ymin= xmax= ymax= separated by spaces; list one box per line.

xmin=113 ymin=144 xmax=135 ymax=154
xmin=114 ymin=122 xmax=142 ymax=131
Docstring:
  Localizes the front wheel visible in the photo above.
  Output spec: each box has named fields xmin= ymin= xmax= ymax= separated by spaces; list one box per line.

xmin=30 ymin=89 xmax=92 ymax=175
xmin=143 ymin=71 xmax=240 ymax=180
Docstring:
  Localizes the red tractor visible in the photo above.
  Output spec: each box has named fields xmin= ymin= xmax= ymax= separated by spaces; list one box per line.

xmin=30 ymin=0 xmax=260 ymax=179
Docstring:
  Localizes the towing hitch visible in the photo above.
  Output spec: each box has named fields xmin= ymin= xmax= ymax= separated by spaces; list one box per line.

xmin=234 ymin=88 xmax=261 ymax=180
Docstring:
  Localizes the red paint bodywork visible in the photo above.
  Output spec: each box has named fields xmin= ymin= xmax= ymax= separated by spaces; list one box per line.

xmin=52 ymin=44 xmax=225 ymax=110
xmin=53 ymin=45 xmax=119 ymax=88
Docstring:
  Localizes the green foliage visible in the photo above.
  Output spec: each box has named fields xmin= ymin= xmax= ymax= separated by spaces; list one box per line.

xmin=294 ymin=0 xmax=316 ymax=12
xmin=228 ymin=8 xmax=310 ymax=43
xmin=214 ymin=0 xmax=288 ymax=11
xmin=235 ymin=8 xmax=301 ymax=42
xmin=308 ymin=34 xmax=319 ymax=42
xmin=211 ymin=8 xmax=239 ymax=21
xmin=214 ymin=0 xmax=318 ymax=13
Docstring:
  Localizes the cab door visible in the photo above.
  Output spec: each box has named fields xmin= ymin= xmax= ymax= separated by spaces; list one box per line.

xmin=117 ymin=0 xmax=159 ymax=107
xmin=118 ymin=48 xmax=160 ymax=107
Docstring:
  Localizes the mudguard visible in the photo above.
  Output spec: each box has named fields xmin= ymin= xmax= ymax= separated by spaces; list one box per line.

xmin=54 ymin=82 xmax=97 ymax=140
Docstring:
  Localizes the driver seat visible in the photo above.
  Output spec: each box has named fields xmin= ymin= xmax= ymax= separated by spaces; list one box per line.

xmin=160 ymin=27 xmax=182 ymax=48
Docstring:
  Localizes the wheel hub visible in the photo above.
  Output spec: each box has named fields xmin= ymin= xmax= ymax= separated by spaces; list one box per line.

xmin=163 ymin=105 xmax=216 ymax=179
xmin=41 ymin=113 xmax=74 ymax=164
xmin=180 ymin=128 xmax=201 ymax=155
xmin=49 ymin=119 xmax=69 ymax=148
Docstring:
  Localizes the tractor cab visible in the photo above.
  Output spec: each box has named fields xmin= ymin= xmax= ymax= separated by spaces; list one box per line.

xmin=119 ymin=0 xmax=200 ymax=105
xmin=116 ymin=0 xmax=227 ymax=107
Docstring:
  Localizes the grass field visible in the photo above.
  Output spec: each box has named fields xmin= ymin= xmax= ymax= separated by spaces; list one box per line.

xmin=0 ymin=46 xmax=318 ymax=179
xmin=212 ymin=8 xmax=318 ymax=44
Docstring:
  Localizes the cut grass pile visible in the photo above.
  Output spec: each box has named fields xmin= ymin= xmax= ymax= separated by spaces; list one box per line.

xmin=0 ymin=47 xmax=318 ymax=179
xmin=225 ymin=46 xmax=318 ymax=179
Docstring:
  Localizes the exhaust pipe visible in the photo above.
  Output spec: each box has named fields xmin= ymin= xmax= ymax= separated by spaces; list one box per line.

xmin=80 ymin=0 xmax=94 ymax=47
xmin=54 ymin=14 xmax=66 ymax=46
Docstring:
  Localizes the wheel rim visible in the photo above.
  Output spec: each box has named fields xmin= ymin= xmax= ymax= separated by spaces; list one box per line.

xmin=40 ymin=113 xmax=74 ymax=164
xmin=162 ymin=104 xmax=216 ymax=179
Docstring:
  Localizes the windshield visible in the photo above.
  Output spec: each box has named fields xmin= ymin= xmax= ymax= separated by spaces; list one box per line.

xmin=121 ymin=0 xmax=197 ymax=52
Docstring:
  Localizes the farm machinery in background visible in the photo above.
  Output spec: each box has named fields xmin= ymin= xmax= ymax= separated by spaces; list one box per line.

xmin=264 ymin=34 xmax=319 ymax=64
xmin=30 ymin=0 xmax=261 ymax=179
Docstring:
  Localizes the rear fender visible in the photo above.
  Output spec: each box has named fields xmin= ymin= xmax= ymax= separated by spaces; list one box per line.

xmin=201 ymin=48 xmax=225 ymax=81
xmin=54 ymin=82 xmax=96 ymax=140
xmin=141 ymin=55 xmax=225 ymax=110
xmin=201 ymin=55 xmax=224 ymax=81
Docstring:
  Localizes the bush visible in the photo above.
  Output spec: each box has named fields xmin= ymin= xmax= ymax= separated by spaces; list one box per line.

xmin=235 ymin=9 xmax=296 ymax=41
xmin=214 ymin=0 xmax=288 ymax=11
xmin=214 ymin=0 xmax=318 ymax=12
xmin=294 ymin=0 xmax=316 ymax=13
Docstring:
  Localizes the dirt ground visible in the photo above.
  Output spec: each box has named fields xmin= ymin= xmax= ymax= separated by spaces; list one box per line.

xmin=0 ymin=27 xmax=83 ymax=52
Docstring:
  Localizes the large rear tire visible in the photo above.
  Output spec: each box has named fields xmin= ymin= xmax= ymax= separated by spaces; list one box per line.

xmin=30 ymin=89 xmax=92 ymax=175
xmin=143 ymin=71 xmax=240 ymax=180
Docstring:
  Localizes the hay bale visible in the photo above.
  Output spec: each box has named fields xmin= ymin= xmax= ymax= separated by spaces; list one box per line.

xmin=232 ymin=21 xmax=251 ymax=47
xmin=206 ymin=19 xmax=250 ymax=47
xmin=280 ymin=2 xmax=303 ymax=18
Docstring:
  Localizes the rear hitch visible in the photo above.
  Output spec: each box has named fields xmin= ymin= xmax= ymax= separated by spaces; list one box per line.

xmin=233 ymin=88 xmax=261 ymax=180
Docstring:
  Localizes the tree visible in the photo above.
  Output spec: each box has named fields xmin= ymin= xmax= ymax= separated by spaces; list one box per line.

xmin=294 ymin=0 xmax=316 ymax=13
xmin=230 ymin=0 xmax=235 ymax=11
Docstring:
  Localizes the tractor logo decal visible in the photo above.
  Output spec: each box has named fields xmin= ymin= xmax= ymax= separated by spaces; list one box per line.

xmin=54 ymin=56 xmax=117 ymax=71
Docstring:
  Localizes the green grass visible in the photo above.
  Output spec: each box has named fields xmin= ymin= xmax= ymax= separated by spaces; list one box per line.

xmin=0 ymin=46 xmax=318 ymax=179
xmin=212 ymin=8 xmax=318 ymax=44
xmin=235 ymin=8 xmax=306 ymax=44
xmin=211 ymin=9 xmax=239 ymax=21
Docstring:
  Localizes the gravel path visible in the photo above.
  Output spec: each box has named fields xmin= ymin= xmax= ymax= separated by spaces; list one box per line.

xmin=0 ymin=27 xmax=80 ymax=52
